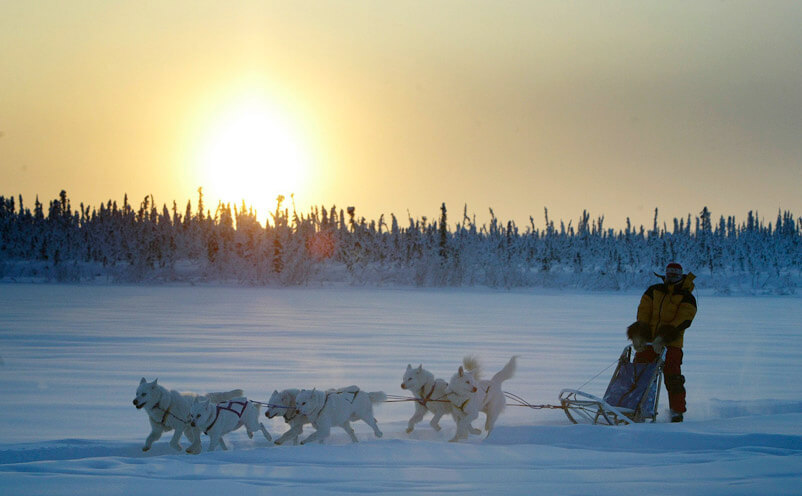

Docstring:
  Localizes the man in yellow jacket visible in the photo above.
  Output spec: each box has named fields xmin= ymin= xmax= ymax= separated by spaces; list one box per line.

xmin=627 ymin=262 xmax=697 ymax=422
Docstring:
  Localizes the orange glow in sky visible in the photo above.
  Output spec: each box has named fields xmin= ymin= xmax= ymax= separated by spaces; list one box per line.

xmin=2 ymin=2 xmax=801 ymax=228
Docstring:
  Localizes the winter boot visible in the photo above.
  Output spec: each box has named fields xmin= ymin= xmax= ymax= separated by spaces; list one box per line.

xmin=670 ymin=410 xmax=684 ymax=423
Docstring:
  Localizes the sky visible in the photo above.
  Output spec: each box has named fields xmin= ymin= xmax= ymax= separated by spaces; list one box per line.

xmin=2 ymin=1 xmax=801 ymax=229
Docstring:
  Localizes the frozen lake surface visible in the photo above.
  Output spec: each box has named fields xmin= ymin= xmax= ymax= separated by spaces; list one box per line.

xmin=1 ymin=284 xmax=801 ymax=495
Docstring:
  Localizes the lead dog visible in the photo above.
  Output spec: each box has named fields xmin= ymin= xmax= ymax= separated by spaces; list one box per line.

xmin=446 ymin=356 xmax=517 ymax=442
xmin=132 ymin=377 xmax=243 ymax=453
xmin=295 ymin=386 xmax=386 ymax=444
xmin=400 ymin=364 xmax=454 ymax=433
xmin=265 ymin=388 xmax=309 ymax=445
xmin=189 ymin=396 xmax=272 ymax=451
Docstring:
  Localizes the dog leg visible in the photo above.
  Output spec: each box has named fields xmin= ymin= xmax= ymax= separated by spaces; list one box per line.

xmin=341 ymin=422 xmax=359 ymax=443
xmin=467 ymin=412 xmax=481 ymax=436
xmin=406 ymin=403 xmax=426 ymax=433
xmin=288 ymin=422 xmax=303 ymax=445
xmin=449 ymin=424 xmax=466 ymax=442
xmin=363 ymin=416 xmax=383 ymax=438
xmin=449 ymin=415 xmax=468 ymax=442
xmin=208 ymin=435 xmax=219 ymax=452
xmin=300 ymin=423 xmax=328 ymax=445
xmin=275 ymin=425 xmax=301 ymax=445
xmin=429 ymin=412 xmax=444 ymax=431
xmin=244 ymin=407 xmax=263 ymax=440
xmin=484 ymin=412 xmax=498 ymax=435
xmin=168 ymin=427 xmax=184 ymax=451
xmin=185 ymin=427 xmax=202 ymax=454
xmin=258 ymin=423 xmax=272 ymax=442
xmin=219 ymin=437 xmax=228 ymax=451
xmin=451 ymin=411 xmax=479 ymax=441
xmin=299 ymin=430 xmax=319 ymax=445
xmin=143 ymin=423 xmax=164 ymax=452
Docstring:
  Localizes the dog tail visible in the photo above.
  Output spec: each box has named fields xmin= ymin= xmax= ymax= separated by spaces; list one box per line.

xmin=462 ymin=355 xmax=482 ymax=380
xmin=491 ymin=356 xmax=517 ymax=386
xmin=368 ymin=391 xmax=387 ymax=404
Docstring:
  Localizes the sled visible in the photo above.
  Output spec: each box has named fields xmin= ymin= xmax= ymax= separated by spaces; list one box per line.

xmin=559 ymin=345 xmax=666 ymax=425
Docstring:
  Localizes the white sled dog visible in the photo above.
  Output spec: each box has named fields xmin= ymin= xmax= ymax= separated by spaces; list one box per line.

xmin=446 ymin=356 xmax=517 ymax=442
xmin=400 ymin=364 xmax=454 ymax=433
xmin=295 ymin=386 xmax=386 ymax=444
xmin=265 ymin=388 xmax=309 ymax=445
xmin=189 ymin=396 xmax=272 ymax=451
xmin=132 ymin=377 xmax=243 ymax=453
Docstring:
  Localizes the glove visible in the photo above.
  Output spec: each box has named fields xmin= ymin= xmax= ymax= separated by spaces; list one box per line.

xmin=657 ymin=323 xmax=681 ymax=343
xmin=651 ymin=336 xmax=665 ymax=354
xmin=627 ymin=321 xmax=651 ymax=352
xmin=630 ymin=335 xmax=647 ymax=353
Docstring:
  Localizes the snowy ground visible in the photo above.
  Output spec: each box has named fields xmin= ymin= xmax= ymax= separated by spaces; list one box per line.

xmin=1 ymin=284 xmax=801 ymax=495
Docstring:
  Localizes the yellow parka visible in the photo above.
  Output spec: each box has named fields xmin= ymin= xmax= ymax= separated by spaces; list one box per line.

xmin=636 ymin=272 xmax=697 ymax=348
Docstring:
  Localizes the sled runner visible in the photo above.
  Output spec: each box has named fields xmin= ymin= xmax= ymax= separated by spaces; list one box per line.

xmin=558 ymin=345 xmax=666 ymax=425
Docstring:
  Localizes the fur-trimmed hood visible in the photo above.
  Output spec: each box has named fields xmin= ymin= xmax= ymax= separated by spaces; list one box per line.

xmin=654 ymin=271 xmax=696 ymax=293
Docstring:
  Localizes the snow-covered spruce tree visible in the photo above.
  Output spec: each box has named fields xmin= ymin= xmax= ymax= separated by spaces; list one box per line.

xmin=2 ymin=191 xmax=800 ymax=291
xmin=277 ymin=195 xmax=316 ymax=285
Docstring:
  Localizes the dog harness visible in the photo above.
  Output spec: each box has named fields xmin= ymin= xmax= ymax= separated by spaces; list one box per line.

xmin=415 ymin=384 xmax=448 ymax=406
xmin=283 ymin=406 xmax=298 ymax=422
xmin=158 ymin=406 xmax=172 ymax=425
xmin=150 ymin=403 xmax=184 ymax=426
xmin=304 ymin=390 xmax=359 ymax=423
xmin=452 ymin=397 xmax=471 ymax=413
xmin=449 ymin=384 xmax=492 ymax=413
xmin=204 ymin=400 xmax=248 ymax=434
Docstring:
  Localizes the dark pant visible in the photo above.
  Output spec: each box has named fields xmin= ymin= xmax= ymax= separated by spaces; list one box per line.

xmin=634 ymin=346 xmax=686 ymax=413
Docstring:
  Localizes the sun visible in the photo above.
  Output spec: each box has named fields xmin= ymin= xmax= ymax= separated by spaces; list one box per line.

xmin=195 ymin=96 xmax=310 ymax=220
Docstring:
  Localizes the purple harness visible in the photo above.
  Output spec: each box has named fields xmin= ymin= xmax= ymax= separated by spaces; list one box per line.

xmin=205 ymin=400 xmax=248 ymax=434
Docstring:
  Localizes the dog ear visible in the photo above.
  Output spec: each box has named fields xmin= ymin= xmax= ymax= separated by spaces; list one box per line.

xmin=406 ymin=364 xmax=412 ymax=370
xmin=153 ymin=378 xmax=158 ymax=385
xmin=140 ymin=377 xmax=147 ymax=385
xmin=417 ymin=364 xmax=422 ymax=371
xmin=458 ymin=366 xmax=464 ymax=377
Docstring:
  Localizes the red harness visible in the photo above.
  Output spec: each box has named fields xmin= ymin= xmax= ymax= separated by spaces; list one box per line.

xmin=205 ymin=400 xmax=248 ymax=434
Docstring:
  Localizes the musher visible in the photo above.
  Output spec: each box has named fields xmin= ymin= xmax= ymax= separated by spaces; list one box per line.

xmin=627 ymin=262 xmax=697 ymax=422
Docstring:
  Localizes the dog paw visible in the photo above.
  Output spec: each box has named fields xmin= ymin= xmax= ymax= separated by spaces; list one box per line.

xmin=142 ymin=446 xmax=150 ymax=452
xmin=405 ymin=427 xmax=414 ymax=434
xmin=432 ymin=424 xmax=441 ymax=432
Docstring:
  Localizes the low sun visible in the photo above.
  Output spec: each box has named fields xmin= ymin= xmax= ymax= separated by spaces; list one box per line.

xmin=196 ymin=96 xmax=310 ymax=220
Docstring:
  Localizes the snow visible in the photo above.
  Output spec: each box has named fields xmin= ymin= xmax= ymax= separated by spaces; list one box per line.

xmin=1 ymin=283 xmax=801 ymax=495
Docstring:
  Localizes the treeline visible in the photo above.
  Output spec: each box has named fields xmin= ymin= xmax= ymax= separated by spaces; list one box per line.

xmin=0 ymin=190 xmax=799 ymax=293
